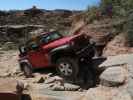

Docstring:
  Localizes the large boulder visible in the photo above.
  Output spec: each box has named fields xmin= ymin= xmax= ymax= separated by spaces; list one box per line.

xmin=103 ymin=34 xmax=132 ymax=56
xmin=0 ymin=78 xmax=23 ymax=92
xmin=112 ymin=90 xmax=132 ymax=100
xmin=100 ymin=67 xmax=127 ymax=87
xmin=50 ymin=83 xmax=80 ymax=91
xmin=81 ymin=86 xmax=132 ymax=100
xmin=99 ymin=54 xmax=133 ymax=69
xmin=127 ymin=77 xmax=133 ymax=99
xmin=81 ymin=86 xmax=118 ymax=100
xmin=44 ymin=76 xmax=63 ymax=84
xmin=128 ymin=64 xmax=133 ymax=78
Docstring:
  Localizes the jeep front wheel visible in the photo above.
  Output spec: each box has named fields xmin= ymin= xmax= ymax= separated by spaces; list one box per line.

xmin=56 ymin=57 xmax=79 ymax=79
xmin=22 ymin=64 xmax=33 ymax=78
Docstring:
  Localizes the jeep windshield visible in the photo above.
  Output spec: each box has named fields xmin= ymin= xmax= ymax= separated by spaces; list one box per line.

xmin=39 ymin=31 xmax=62 ymax=44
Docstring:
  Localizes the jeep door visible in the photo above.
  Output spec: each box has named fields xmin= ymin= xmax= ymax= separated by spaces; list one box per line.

xmin=26 ymin=40 xmax=50 ymax=68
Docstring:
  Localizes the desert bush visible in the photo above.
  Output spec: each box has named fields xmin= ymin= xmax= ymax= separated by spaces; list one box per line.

xmin=100 ymin=0 xmax=133 ymax=17
xmin=2 ymin=42 xmax=17 ymax=50
xmin=124 ymin=12 xmax=133 ymax=46
xmin=86 ymin=0 xmax=133 ymax=19
xmin=86 ymin=0 xmax=133 ymax=46
xmin=86 ymin=6 xmax=99 ymax=23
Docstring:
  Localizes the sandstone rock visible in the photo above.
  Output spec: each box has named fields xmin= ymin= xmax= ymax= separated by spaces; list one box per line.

xmin=112 ymin=90 xmax=132 ymax=100
xmin=33 ymin=73 xmax=41 ymax=77
xmin=99 ymin=53 xmax=133 ymax=69
xmin=33 ymin=76 xmax=45 ymax=83
xmin=127 ymin=64 xmax=133 ymax=99
xmin=50 ymin=84 xmax=65 ymax=91
xmin=37 ymin=77 xmax=45 ymax=83
xmin=63 ymin=83 xmax=80 ymax=91
xmin=11 ymin=68 xmax=22 ymax=77
xmin=23 ymin=82 xmax=30 ymax=90
xmin=100 ymin=67 xmax=127 ymax=87
xmin=81 ymin=86 xmax=132 ymax=100
xmin=128 ymin=64 xmax=133 ymax=78
xmin=103 ymin=34 xmax=129 ymax=56
xmin=127 ymin=77 xmax=133 ymax=99
xmin=50 ymin=83 xmax=80 ymax=91
xmin=0 ymin=78 xmax=20 ymax=92
xmin=0 ymin=72 xmax=11 ymax=78
xmin=81 ymin=87 xmax=114 ymax=100
xmin=44 ymin=76 xmax=63 ymax=84
xmin=16 ymin=81 xmax=24 ymax=93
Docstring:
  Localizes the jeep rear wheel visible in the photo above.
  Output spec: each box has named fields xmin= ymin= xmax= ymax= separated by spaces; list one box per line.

xmin=56 ymin=57 xmax=79 ymax=79
xmin=22 ymin=64 xmax=33 ymax=78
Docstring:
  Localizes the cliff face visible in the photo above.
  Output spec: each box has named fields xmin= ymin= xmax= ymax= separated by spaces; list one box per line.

xmin=0 ymin=8 xmax=81 ymax=44
xmin=0 ymin=8 xmax=79 ymax=30
xmin=70 ymin=14 xmax=133 ymax=56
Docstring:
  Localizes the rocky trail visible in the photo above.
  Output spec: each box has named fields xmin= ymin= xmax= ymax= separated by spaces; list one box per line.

xmin=0 ymin=50 xmax=86 ymax=100
xmin=0 ymin=3 xmax=133 ymax=100
xmin=0 ymin=49 xmax=133 ymax=100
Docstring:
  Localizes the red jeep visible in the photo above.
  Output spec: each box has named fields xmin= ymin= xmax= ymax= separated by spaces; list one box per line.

xmin=18 ymin=31 xmax=95 ymax=78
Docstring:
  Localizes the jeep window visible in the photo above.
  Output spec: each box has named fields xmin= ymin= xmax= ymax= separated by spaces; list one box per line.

xmin=39 ymin=32 xmax=62 ymax=44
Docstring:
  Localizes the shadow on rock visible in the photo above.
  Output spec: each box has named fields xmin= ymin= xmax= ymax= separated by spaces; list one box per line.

xmin=22 ymin=94 xmax=32 ymax=100
xmin=77 ymin=57 xmax=107 ymax=89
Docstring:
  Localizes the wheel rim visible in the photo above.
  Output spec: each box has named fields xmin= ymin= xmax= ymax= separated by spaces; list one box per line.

xmin=58 ymin=62 xmax=73 ymax=76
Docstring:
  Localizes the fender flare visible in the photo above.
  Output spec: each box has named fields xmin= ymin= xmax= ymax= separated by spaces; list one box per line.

xmin=49 ymin=44 xmax=75 ymax=63
xmin=50 ymin=44 xmax=70 ymax=55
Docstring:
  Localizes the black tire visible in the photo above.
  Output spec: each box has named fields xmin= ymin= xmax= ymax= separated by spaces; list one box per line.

xmin=84 ymin=70 xmax=95 ymax=87
xmin=56 ymin=57 xmax=79 ymax=79
xmin=79 ymin=59 xmax=95 ymax=88
xmin=22 ymin=63 xmax=33 ymax=78
xmin=21 ymin=94 xmax=32 ymax=100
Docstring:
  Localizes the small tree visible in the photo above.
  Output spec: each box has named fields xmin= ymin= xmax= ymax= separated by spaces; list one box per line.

xmin=86 ymin=6 xmax=100 ymax=23
xmin=100 ymin=0 xmax=133 ymax=17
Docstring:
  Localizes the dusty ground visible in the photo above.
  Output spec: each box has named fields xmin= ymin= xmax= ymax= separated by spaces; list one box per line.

xmin=0 ymin=49 xmax=133 ymax=100
xmin=0 ymin=50 xmax=87 ymax=100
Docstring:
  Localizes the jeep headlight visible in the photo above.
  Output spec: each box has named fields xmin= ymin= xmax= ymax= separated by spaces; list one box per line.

xmin=89 ymin=38 xmax=96 ymax=45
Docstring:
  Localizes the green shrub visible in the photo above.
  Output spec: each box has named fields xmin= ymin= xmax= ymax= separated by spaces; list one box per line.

xmin=86 ymin=0 xmax=133 ymax=47
xmin=125 ymin=12 xmax=133 ymax=46
xmin=86 ymin=6 xmax=99 ymax=23
xmin=100 ymin=0 xmax=133 ymax=17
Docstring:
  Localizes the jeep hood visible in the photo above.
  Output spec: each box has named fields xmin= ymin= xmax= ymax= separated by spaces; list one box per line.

xmin=42 ymin=34 xmax=83 ymax=50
